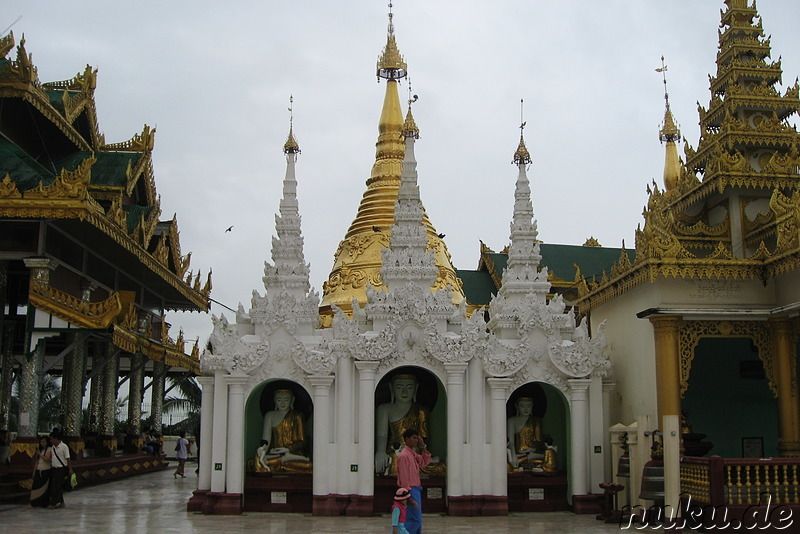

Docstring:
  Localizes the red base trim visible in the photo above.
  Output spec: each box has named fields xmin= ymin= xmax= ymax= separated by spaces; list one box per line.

xmin=187 ymin=489 xmax=209 ymax=512
xmin=571 ymin=493 xmax=604 ymax=514
xmin=202 ymin=492 xmax=242 ymax=515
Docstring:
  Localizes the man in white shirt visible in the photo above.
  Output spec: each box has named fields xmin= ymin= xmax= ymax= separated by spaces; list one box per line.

xmin=46 ymin=429 xmax=73 ymax=509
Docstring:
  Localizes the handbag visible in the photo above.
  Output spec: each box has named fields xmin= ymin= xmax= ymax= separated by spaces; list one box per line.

xmin=175 ymin=442 xmax=181 ymax=452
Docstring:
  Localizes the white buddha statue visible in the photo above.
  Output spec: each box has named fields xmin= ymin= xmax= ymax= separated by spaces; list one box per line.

xmin=507 ymin=396 xmax=545 ymax=470
xmin=374 ymin=373 xmax=444 ymax=476
xmin=256 ymin=388 xmax=312 ymax=473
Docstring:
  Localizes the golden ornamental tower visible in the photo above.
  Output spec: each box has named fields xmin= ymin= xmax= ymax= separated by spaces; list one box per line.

xmin=319 ymin=7 xmax=464 ymax=326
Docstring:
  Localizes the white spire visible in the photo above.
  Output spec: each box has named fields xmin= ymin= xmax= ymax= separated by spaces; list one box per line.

xmin=487 ymin=119 xmax=551 ymax=337
xmin=380 ymin=105 xmax=439 ymax=290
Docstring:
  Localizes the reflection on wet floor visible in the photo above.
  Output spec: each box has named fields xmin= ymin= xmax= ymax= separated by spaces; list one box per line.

xmin=0 ymin=463 xmax=626 ymax=533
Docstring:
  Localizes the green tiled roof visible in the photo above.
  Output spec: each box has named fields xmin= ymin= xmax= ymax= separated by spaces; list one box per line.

xmin=456 ymin=269 xmax=497 ymax=306
xmin=0 ymin=137 xmax=56 ymax=190
xmin=45 ymin=88 xmax=65 ymax=114
xmin=91 ymin=152 xmax=141 ymax=187
xmin=540 ymin=243 xmax=634 ymax=282
xmin=124 ymin=205 xmax=155 ymax=233
xmin=457 ymin=243 xmax=635 ymax=304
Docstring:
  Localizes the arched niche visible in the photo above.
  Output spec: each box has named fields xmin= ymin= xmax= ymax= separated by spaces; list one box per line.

xmin=507 ymin=382 xmax=569 ymax=473
xmin=374 ymin=365 xmax=448 ymax=470
xmin=244 ymin=379 xmax=314 ymax=471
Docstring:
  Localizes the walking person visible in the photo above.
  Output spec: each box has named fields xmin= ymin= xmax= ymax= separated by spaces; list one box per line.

xmin=46 ymin=429 xmax=72 ymax=509
xmin=173 ymin=431 xmax=192 ymax=478
xmin=391 ymin=487 xmax=416 ymax=534
xmin=396 ymin=428 xmax=431 ymax=534
xmin=29 ymin=436 xmax=51 ymax=507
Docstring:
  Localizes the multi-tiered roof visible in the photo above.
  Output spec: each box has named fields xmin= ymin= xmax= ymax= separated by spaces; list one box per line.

xmin=577 ymin=0 xmax=800 ymax=312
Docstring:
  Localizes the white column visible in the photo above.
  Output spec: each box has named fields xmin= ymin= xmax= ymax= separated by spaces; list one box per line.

xmin=466 ymin=356 xmax=486 ymax=496
xmin=568 ymin=378 xmax=591 ymax=497
xmin=445 ymin=363 xmax=468 ymax=498
xmin=588 ymin=376 xmax=605 ymax=492
xmin=602 ymin=381 xmax=616 ymax=482
xmin=335 ymin=355 xmax=355 ymax=495
xmin=225 ymin=374 xmax=248 ymax=496
xmin=309 ymin=375 xmax=334 ymax=497
xmin=210 ymin=371 xmax=229 ymax=493
xmin=486 ymin=378 xmax=512 ymax=496
xmin=197 ymin=376 xmax=215 ymax=491
xmin=662 ymin=415 xmax=681 ymax=513
xmin=355 ymin=361 xmax=379 ymax=497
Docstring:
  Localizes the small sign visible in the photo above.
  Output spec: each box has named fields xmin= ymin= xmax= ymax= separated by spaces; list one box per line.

xmin=528 ymin=488 xmax=545 ymax=501
xmin=594 ymin=446 xmax=602 ymax=453
xmin=427 ymin=487 xmax=442 ymax=499
xmin=350 ymin=464 xmax=358 ymax=472
xmin=271 ymin=491 xmax=288 ymax=504
xmin=214 ymin=463 xmax=222 ymax=471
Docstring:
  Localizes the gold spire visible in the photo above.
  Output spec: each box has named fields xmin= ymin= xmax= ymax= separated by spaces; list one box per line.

xmin=319 ymin=5 xmax=464 ymax=325
xmin=513 ymin=99 xmax=532 ymax=164
xmin=656 ymin=57 xmax=681 ymax=192
xmin=377 ymin=2 xmax=407 ymax=81
xmin=283 ymin=95 xmax=300 ymax=154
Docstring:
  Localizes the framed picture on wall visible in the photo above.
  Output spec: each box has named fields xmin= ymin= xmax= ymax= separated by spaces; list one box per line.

xmin=742 ymin=437 xmax=764 ymax=458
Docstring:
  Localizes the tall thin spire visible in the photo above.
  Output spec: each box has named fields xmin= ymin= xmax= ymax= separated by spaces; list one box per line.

xmin=487 ymin=108 xmax=549 ymax=337
xmin=381 ymin=94 xmax=438 ymax=290
xmin=263 ymin=96 xmax=311 ymax=298
xmin=507 ymin=101 xmax=540 ymax=270
xmin=656 ymin=57 xmax=682 ymax=192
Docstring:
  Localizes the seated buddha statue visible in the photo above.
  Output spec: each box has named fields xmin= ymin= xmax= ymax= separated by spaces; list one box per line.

xmin=507 ymin=397 xmax=545 ymax=470
xmin=374 ymin=373 xmax=444 ymax=476
xmin=255 ymin=389 xmax=312 ymax=473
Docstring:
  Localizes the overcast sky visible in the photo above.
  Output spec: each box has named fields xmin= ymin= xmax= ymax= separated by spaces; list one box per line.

xmin=10 ymin=1 xmax=800 ymax=347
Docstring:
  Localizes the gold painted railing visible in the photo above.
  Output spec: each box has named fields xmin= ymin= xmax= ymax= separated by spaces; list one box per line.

xmin=681 ymin=456 xmax=800 ymax=506
xmin=29 ymin=280 xmax=122 ymax=329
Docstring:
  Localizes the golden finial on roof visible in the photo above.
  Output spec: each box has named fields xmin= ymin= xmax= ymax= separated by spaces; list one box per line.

xmin=377 ymin=1 xmax=407 ymax=81
xmin=656 ymin=57 xmax=682 ymax=192
xmin=513 ymin=99 xmax=532 ymax=165
xmin=403 ymin=81 xmax=419 ymax=138
xmin=656 ymin=57 xmax=681 ymax=144
xmin=284 ymin=94 xmax=300 ymax=154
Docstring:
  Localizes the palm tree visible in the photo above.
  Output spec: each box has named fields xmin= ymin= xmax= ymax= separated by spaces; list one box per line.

xmin=7 ymin=373 xmax=62 ymax=433
xmin=163 ymin=375 xmax=201 ymax=439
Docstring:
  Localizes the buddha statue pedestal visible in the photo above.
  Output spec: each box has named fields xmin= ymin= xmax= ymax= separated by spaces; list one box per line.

xmin=507 ymin=471 xmax=569 ymax=512
xmin=243 ymin=472 xmax=313 ymax=513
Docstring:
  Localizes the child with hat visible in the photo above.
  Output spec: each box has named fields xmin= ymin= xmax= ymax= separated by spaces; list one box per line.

xmin=391 ymin=487 xmax=416 ymax=534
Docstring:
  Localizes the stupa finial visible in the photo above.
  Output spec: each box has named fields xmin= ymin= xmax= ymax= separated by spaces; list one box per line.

xmin=513 ymin=99 xmax=532 ymax=165
xmin=377 ymin=1 xmax=407 ymax=81
xmin=284 ymin=94 xmax=300 ymax=155
xmin=656 ymin=57 xmax=681 ymax=144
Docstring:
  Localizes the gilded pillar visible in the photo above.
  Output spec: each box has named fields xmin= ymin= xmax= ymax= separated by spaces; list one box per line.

xmin=649 ymin=315 xmax=682 ymax=423
xmin=61 ymin=333 xmax=87 ymax=459
xmin=769 ymin=317 xmax=800 ymax=457
xmin=87 ymin=373 xmax=102 ymax=435
xmin=125 ymin=352 xmax=146 ymax=452
xmin=151 ymin=359 xmax=166 ymax=434
xmin=96 ymin=343 xmax=119 ymax=456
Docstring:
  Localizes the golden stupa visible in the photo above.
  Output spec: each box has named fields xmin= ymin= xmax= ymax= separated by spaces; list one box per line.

xmin=319 ymin=10 xmax=464 ymax=326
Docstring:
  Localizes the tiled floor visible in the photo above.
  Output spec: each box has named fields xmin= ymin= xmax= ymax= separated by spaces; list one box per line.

xmin=0 ymin=464 xmax=627 ymax=533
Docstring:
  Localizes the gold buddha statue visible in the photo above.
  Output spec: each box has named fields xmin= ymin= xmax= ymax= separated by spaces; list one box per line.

xmin=255 ymin=389 xmax=312 ymax=473
xmin=374 ymin=373 xmax=444 ymax=476
xmin=507 ymin=397 xmax=546 ymax=470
